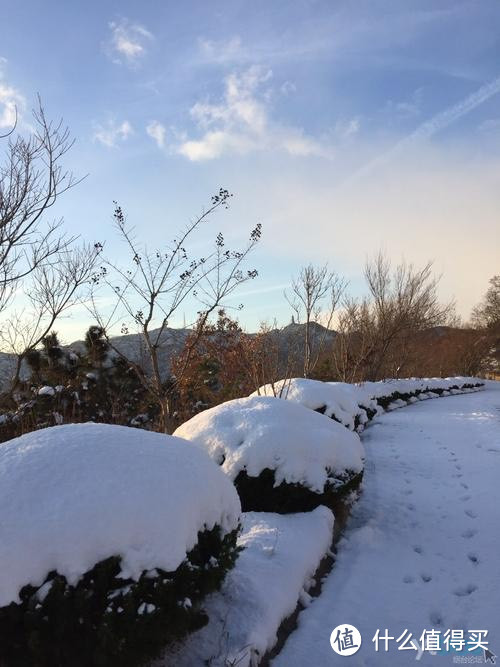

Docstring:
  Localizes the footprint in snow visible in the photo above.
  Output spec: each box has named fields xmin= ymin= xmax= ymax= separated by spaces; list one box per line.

xmin=453 ymin=584 xmax=477 ymax=597
xmin=459 ymin=495 xmax=471 ymax=502
xmin=464 ymin=509 xmax=478 ymax=519
xmin=421 ymin=573 xmax=432 ymax=583
xmin=467 ymin=553 xmax=479 ymax=565
xmin=460 ymin=482 xmax=469 ymax=489
xmin=462 ymin=528 xmax=477 ymax=539
xmin=430 ymin=612 xmax=443 ymax=626
xmin=413 ymin=545 xmax=423 ymax=554
xmin=403 ymin=575 xmax=415 ymax=584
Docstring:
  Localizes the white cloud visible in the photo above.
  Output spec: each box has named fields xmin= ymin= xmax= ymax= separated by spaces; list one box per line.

xmin=177 ymin=66 xmax=331 ymax=161
xmin=107 ymin=19 xmax=153 ymax=66
xmin=146 ymin=120 xmax=166 ymax=148
xmin=93 ymin=119 xmax=133 ymax=147
xmin=478 ymin=117 xmax=500 ymax=133
xmin=384 ymin=88 xmax=423 ymax=120
xmin=280 ymin=81 xmax=297 ymax=96
xmin=0 ymin=58 xmax=25 ymax=129
xmin=334 ymin=117 xmax=361 ymax=138
xmin=198 ymin=36 xmax=243 ymax=64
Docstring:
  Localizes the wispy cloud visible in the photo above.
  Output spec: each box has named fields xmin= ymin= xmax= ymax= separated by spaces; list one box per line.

xmin=0 ymin=58 xmax=25 ymax=129
xmin=146 ymin=120 xmax=166 ymax=148
xmin=198 ymin=36 xmax=243 ymax=64
xmin=93 ymin=119 xmax=133 ymax=147
xmin=106 ymin=19 xmax=153 ymax=66
xmin=478 ymin=117 xmax=500 ymax=133
xmin=177 ymin=66 xmax=332 ymax=161
xmin=383 ymin=88 xmax=424 ymax=119
xmin=334 ymin=117 xmax=361 ymax=139
xmin=280 ymin=81 xmax=297 ymax=96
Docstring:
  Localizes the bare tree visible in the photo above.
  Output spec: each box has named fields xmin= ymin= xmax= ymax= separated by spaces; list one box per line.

xmin=332 ymin=296 xmax=374 ymax=382
xmin=0 ymin=97 xmax=81 ymax=315
xmin=364 ymin=253 xmax=454 ymax=378
xmin=471 ymin=275 xmax=500 ymax=330
xmin=246 ymin=319 xmax=301 ymax=396
xmin=0 ymin=98 xmax=101 ymax=393
xmin=285 ymin=263 xmax=346 ymax=378
xmin=90 ymin=190 xmax=262 ymax=432
xmin=332 ymin=252 xmax=454 ymax=381
xmin=1 ymin=243 xmax=102 ymax=389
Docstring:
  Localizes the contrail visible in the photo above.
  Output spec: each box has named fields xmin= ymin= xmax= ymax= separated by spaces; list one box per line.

xmin=403 ymin=74 xmax=500 ymax=143
xmin=348 ymin=75 xmax=500 ymax=183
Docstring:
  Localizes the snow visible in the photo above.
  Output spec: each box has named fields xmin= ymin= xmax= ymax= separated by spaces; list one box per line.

xmin=160 ymin=507 xmax=334 ymax=667
xmin=252 ymin=377 xmax=483 ymax=434
xmin=252 ymin=378 xmax=372 ymax=431
xmin=360 ymin=376 xmax=483 ymax=400
xmin=37 ymin=385 xmax=55 ymax=397
xmin=272 ymin=382 xmax=500 ymax=667
xmin=0 ymin=423 xmax=241 ymax=607
xmin=174 ymin=395 xmax=365 ymax=492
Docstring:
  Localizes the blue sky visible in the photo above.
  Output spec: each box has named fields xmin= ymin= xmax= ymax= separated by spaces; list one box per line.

xmin=1 ymin=0 xmax=500 ymax=339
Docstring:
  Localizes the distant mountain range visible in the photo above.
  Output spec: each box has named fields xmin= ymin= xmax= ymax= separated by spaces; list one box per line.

xmin=0 ymin=322 xmax=336 ymax=390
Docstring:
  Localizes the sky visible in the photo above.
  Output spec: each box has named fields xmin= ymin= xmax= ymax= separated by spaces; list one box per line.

xmin=1 ymin=0 xmax=499 ymax=340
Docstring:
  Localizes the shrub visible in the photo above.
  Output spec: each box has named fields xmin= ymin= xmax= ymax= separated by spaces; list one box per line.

xmin=174 ymin=395 xmax=365 ymax=514
xmin=0 ymin=423 xmax=242 ymax=667
xmin=0 ymin=526 xmax=239 ymax=667
xmin=234 ymin=468 xmax=363 ymax=514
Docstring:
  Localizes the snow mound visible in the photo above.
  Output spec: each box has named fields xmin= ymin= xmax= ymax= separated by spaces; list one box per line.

xmin=252 ymin=377 xmax=483 ymax=432
xmin=37 ymin=385 xmax=55 ymax=397
xmin=174 ymin=395 xmax=364 ymax=492
xmin=161 ymin=507 xmax=334 ymax=667
xmin=361 ymin=376 xmax=483 ymax=399
xmin=0 ymin=423 xmax=241 ymax=607
xmin=252 ymin=378 xmax=376 ymax=430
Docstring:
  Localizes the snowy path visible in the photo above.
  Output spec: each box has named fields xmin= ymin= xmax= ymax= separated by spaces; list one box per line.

xmin=273 ymin=384 xmax=500 ymax=666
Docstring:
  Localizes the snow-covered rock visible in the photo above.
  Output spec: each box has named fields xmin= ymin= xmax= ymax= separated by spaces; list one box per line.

xmin=174 ymin=395 xmax=364 ymax=493
xmin=0 ymin=423 xmax=241 ymax=607
xmin=37 ymin=385 xmax=55 ymax=397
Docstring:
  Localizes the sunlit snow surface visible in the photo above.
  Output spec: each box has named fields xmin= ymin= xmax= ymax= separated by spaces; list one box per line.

xmin=0 ymin=423 xmax=240 ymax=606
xmin=273 ymin=382 xmax=500 ymax=667
xmin=159 ymin=507 xmax=334 ymax=667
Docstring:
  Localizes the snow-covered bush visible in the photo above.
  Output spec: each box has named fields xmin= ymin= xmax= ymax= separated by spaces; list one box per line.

xmin=0 ymin=423 xmax=241 ymax=667
xmin=0 ymin=327 xmax=158 ymax=445
xmin=362 ymin=377 xmax=484 ymax=411
xmin=252 ymin=377 xmax=485 ymax=431
xmin=252 ymin=378 xmax=378 ymax=431
xmin=174 ymin=395 xmax=365 ymax=513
